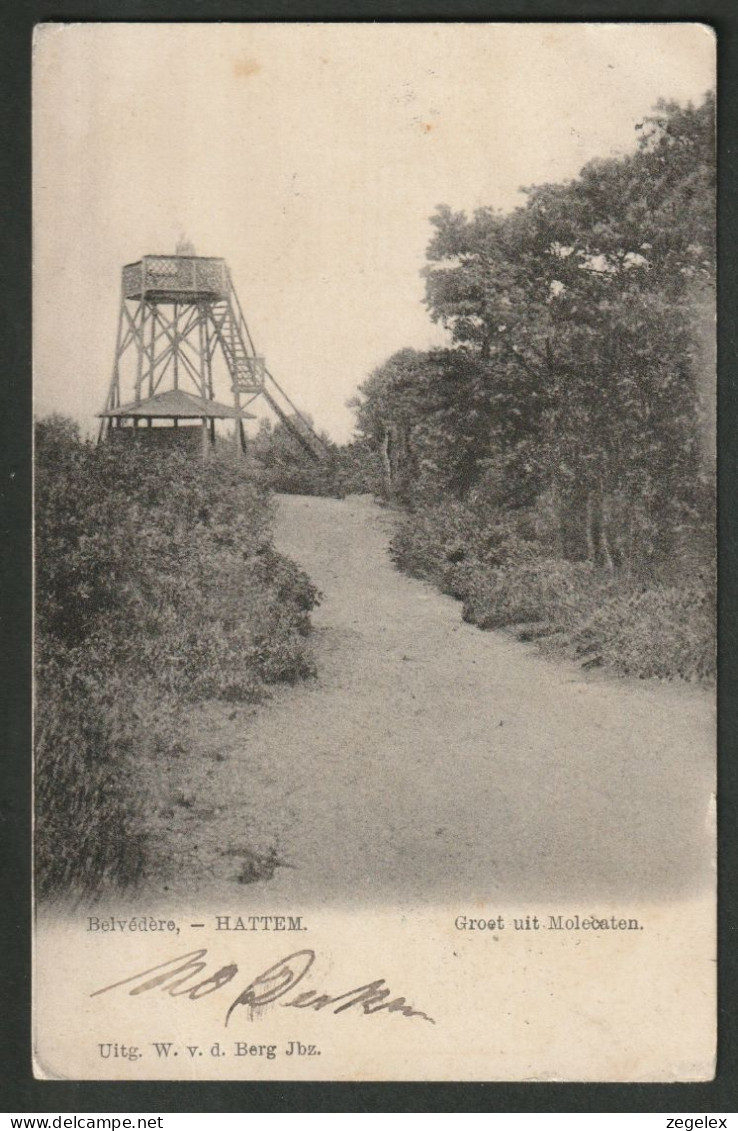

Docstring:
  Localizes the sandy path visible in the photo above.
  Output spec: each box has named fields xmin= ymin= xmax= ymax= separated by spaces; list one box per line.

xmin=151 ymin=494 xmax=714 ymax=907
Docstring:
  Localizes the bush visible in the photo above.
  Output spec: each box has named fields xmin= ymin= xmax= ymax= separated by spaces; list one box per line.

xmin=35 ymin=416 xmax=321 ymax=898
xmin=571 ymin=582 xmax=715 ymax=682
xmin=390 ymin=494 xmax=715 ymax=685
xmin=35 ymin=645 xmax=148 ymax=898
xmin=253 ymin=434 xmax=382 ymax=499
xmin=35 ymin=419 xmax=319 ymax=696
xmin=390 ymin=501 xmax=535 ymax=593
xmin=459 ymin=557 xmax=608 ymax=631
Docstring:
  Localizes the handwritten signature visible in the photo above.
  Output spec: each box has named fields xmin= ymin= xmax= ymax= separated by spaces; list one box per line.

xmin=91 ymin=949 xmax=435 ymax=1026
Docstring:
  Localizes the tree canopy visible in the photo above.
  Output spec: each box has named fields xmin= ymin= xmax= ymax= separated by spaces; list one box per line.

xmin=351 ymin=95 xmax=715 ymax=570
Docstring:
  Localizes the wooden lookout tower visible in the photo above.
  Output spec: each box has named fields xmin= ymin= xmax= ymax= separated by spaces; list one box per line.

xmin=98 ymin=245 xmax=327 ymax=458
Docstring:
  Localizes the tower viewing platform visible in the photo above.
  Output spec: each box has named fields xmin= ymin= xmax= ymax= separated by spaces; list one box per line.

xmin=122 ymin=255 xmax=229 ymax=303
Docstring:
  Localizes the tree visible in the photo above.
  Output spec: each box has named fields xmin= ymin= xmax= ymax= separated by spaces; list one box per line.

xmin=351 ymin=349 xmax=434 ymax=501
xmin=419 ymin=94 xmax=715 ymax=568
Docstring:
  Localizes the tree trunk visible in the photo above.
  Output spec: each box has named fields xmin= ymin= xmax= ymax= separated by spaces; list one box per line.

xmin=379 ymin=430 xmax=392 ymax=500
xmin=599 ymin=491 xmax=615 ymax=572
xmin=585 ymin=492 xmax=596 ymax=562
xmin=550 ymin=478 xmax=565 ymax=558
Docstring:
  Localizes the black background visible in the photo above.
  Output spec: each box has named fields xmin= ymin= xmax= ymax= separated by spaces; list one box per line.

xmin=3 ymin=1 xmax=736 ymax=1113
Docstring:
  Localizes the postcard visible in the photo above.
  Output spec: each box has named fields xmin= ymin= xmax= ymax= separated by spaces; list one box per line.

xmin=32 ymin=22 xmax=716 ymax=1081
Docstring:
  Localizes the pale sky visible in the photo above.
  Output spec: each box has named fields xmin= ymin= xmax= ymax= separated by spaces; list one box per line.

xmin=33 ymin=23 xmax=715 ymax=443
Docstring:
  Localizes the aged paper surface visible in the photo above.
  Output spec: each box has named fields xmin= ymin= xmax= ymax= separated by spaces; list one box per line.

xmin=33 ymin=23 xmax=716 ymax=1081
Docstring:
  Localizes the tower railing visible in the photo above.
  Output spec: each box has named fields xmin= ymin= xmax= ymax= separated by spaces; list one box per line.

xmin=122 ymin=256 xmax=229 ymax=301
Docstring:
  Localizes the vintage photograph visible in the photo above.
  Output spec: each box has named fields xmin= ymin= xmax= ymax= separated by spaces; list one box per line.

xmin=33 ymin=23 xmax=716 ymax=1081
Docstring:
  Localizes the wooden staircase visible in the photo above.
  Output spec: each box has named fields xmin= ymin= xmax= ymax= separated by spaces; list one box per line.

xmin=209 ymin=279 xmax=328 ymax=461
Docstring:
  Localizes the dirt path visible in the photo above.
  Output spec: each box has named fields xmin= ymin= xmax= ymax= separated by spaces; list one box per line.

xmin=150 ymin=494 xmax=714 ymax=908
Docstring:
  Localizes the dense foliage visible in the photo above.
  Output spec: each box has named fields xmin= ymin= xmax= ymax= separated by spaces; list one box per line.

xmin=251 ymin=415 xmax=385 ymax=499
xmin=35 ymin=417 xmax=319 ymax=897
xmin=353 ymin=96 xmax=716 ymax=681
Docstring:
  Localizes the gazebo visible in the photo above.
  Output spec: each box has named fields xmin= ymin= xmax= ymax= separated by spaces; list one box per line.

xmin=100 ymin=387 xmax=255 ymax=456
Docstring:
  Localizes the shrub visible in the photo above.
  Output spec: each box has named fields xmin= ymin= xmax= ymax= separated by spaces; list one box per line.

xmin=390 ymin=501 xmax=535 ymax=593
xmin=253 ymin=436 xmax=382 ymax=499
xmin=571 ymin=582 xmax=715 ymax=681
xmin=390 ymin=493 xmax=715 ymax=685
xmin=35 ymin=421 xmax=320 ymax=699
xmin=35 ymin=644 xmax=148 ymax=898
xmin=35 ymin=416 xmax=321 ymax=898
xmin=459 ymin=557 xmax=609 ymax=630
